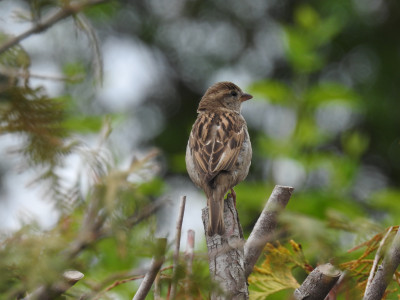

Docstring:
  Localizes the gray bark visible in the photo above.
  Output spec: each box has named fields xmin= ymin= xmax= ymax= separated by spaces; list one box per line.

xmin=244 ymin=185 xmax=294 ymax=278
xmin=202 ymin=194 xmax=248 ymax=300
xmin=170 ymin=196 xmax=187 ymax=299
xmin=293 ymin=263 xmax=341 ymax=300
xmin=132 ymin=238 xmax=167 ymax=300
xmin=363 ymin=228 xmax=400 ymax=300
xmin=23 ymin=270 xmax=84 ymax=300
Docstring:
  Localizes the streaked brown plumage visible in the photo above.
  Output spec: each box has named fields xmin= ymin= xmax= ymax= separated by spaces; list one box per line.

xmin=186 ymin=82 xmax=252 ymax=235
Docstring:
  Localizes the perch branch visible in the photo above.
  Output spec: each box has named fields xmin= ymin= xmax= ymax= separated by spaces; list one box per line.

xmin=0 ymin=0 xmax=109 ymax=55
xmin=202 ymin=193 xmax=248 ymax=300
xmin=244 ymin=185 xmax=294 ymax=278
xmin=132 ymin=238 xmax=167 ymax=300
xmin=293 ymin=263 xmax=341 ymax=300
xmin=169 ymin=196 xmax=187 ymax=299
xmin=363 ymin=227 xmax=400 ymax=300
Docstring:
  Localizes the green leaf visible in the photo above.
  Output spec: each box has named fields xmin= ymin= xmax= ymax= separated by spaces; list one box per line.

xmin=62 ymin=115 xmax=104 ymax=133
xmin=342 ymin=131 xmax=369 ymax=158
xmin=249 ymin=80 xmax=293 ymax=104
xmin=170 ymin=153 xmax=187 ymax=173
xmin=284 ymin=27 xmax=324 ymax=73
xmin=304 ymin=82 xmax=360 ymax=107
xmin=83 ymin=0 xmax=120 ymax=21
xmin=295 ymin=5 xmax=320 ymax=29
xmin=0 ymin=33 xmax=30 ymax=69
xmin=137 ymin=177 xmax=164 ymax=196
xmin=369 ymin=190 xmax=400 ymax=223
xmin=62 ymin=62 xmax=86 ymax=82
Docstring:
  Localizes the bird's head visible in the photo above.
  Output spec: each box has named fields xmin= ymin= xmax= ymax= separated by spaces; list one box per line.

xmin=197 ymin=81 xmax=253 ymax=113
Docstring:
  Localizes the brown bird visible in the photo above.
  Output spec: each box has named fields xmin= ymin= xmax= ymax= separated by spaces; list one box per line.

xmin=186 ymin=82 xmax=252 ymax=236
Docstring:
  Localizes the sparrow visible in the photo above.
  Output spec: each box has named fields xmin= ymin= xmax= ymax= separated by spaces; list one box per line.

xmin=185 ymin=82 xmax=252 ymax=236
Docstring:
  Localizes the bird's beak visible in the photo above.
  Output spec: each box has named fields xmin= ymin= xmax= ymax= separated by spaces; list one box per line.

xmin=240 ymin=93 xmax=253 ymax=102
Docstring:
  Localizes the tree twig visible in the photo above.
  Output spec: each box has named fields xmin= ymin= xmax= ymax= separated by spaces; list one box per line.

xmin=132 ymin=238 xmax=167 ymax=300
xmin=125 ymin=197 xmax=167 ymax=229
xmin=154 ymin=273 xmax=162 ymax=300
xmin=244 ymin=185 xmax=294 ymax=278
xmin=169 ymin=196 xmax=187 ymax=299
xmin=0 ymin=0 xmax=109 ymax=55
xmin=185 ymin=230 xmax=195 ymax=275
xmin=202 ymin=193 xmax=248 ymax=300
xmin=293 ymin=263 xmax=341 ymax=300
xmin=363 ymin=227 xmax=400 ymax=300
xmin=0 ymin=67 xmax=84 ymax=82
xmin=23 ymin=270 xmax=84 ymax=300
xmin=364 ymin=226 xmax=394 ymax=294
xmin=185 ymin=229 xmax=195 ymax=299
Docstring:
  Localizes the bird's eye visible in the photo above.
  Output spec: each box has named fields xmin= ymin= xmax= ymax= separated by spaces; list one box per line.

xmin=230 ymin=91 xmax=238 ymax=97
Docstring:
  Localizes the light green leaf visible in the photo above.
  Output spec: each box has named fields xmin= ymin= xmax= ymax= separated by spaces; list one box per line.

xmin=304 ymin=82 xmax=360 ymax=107
xmin=250 ymin=80 xmax=293 ymax=104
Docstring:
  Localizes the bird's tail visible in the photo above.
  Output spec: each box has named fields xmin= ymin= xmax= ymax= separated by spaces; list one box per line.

xmin=208 ymin=196 xmax=225 ymax=236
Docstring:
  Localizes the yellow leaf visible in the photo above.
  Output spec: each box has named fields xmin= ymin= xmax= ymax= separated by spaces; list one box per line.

xmin=248 ymin=241 xmax=309 ymax=299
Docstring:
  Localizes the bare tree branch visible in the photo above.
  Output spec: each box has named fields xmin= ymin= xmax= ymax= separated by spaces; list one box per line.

xmin=202 ymin=194 xmax=249 ymax=300
xmin=244 ymin=185 xmax=294 ymax=278
xmin=23 ymin=270 xmax=84 ymax=300
xmin=65 ymin=197 xmax=166 ymax=260
xmin=132 ymin=238 xmax=167 ymax=300
xmin=170 ymin=196 xmax=187 ymax=299
xmin=363 ymin=227 xmax=400 ymax=300
xmin=293 ymin=263 xmax=341 ymax=300
xmin=0 ymin=0 xmax=109 ymax=55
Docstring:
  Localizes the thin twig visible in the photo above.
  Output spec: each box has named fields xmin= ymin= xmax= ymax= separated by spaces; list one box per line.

xmin=244 ymin=185 xmax=294 ymax=279
xmin=0 ymin=67 xmax=84 ymax=82
xmin=125 ymin=197 xmax=167 ymax=229
xmin=363 ymin=227 xmax=400 ymax=300
xmin=105 ymin=275 xmax=145 ymax=292
xmin=74 ymin=13 xmax=103 ymax=84
xmin=154 ymin=273 xmax=161 ymax=300
xmin=0 ymin=0 xmax=109 ymax=55
xmin=169 ymin=196 xmax=187 ymax=299
xmin=185 ymin=229 xmax=195 ymax=299
xmin=364 ymin=226 xmax=394 ymax=295
xmin=132 ymin=238 xmax=167 ymax=300
xmin=185 ymin=229 xmax=195 ymax=276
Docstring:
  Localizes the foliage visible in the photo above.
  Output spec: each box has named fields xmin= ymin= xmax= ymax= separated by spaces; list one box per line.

xmin=250 ymin=228 xmax=400 ymax=299
xmin=0 ymin=0 xmax=400 ymax=299
xmin=248 ymin=240 xmax=309 ymax=299
xmin=340 ymin=226 xmax=400 ymax=299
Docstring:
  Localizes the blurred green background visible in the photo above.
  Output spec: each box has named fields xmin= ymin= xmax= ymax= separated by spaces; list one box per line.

xmin=0 ymin=0 xmax=399 ymax=298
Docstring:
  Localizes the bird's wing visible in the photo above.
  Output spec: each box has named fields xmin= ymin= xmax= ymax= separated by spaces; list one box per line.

xmin=189 ymin=111 xmax=245 ymax=182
